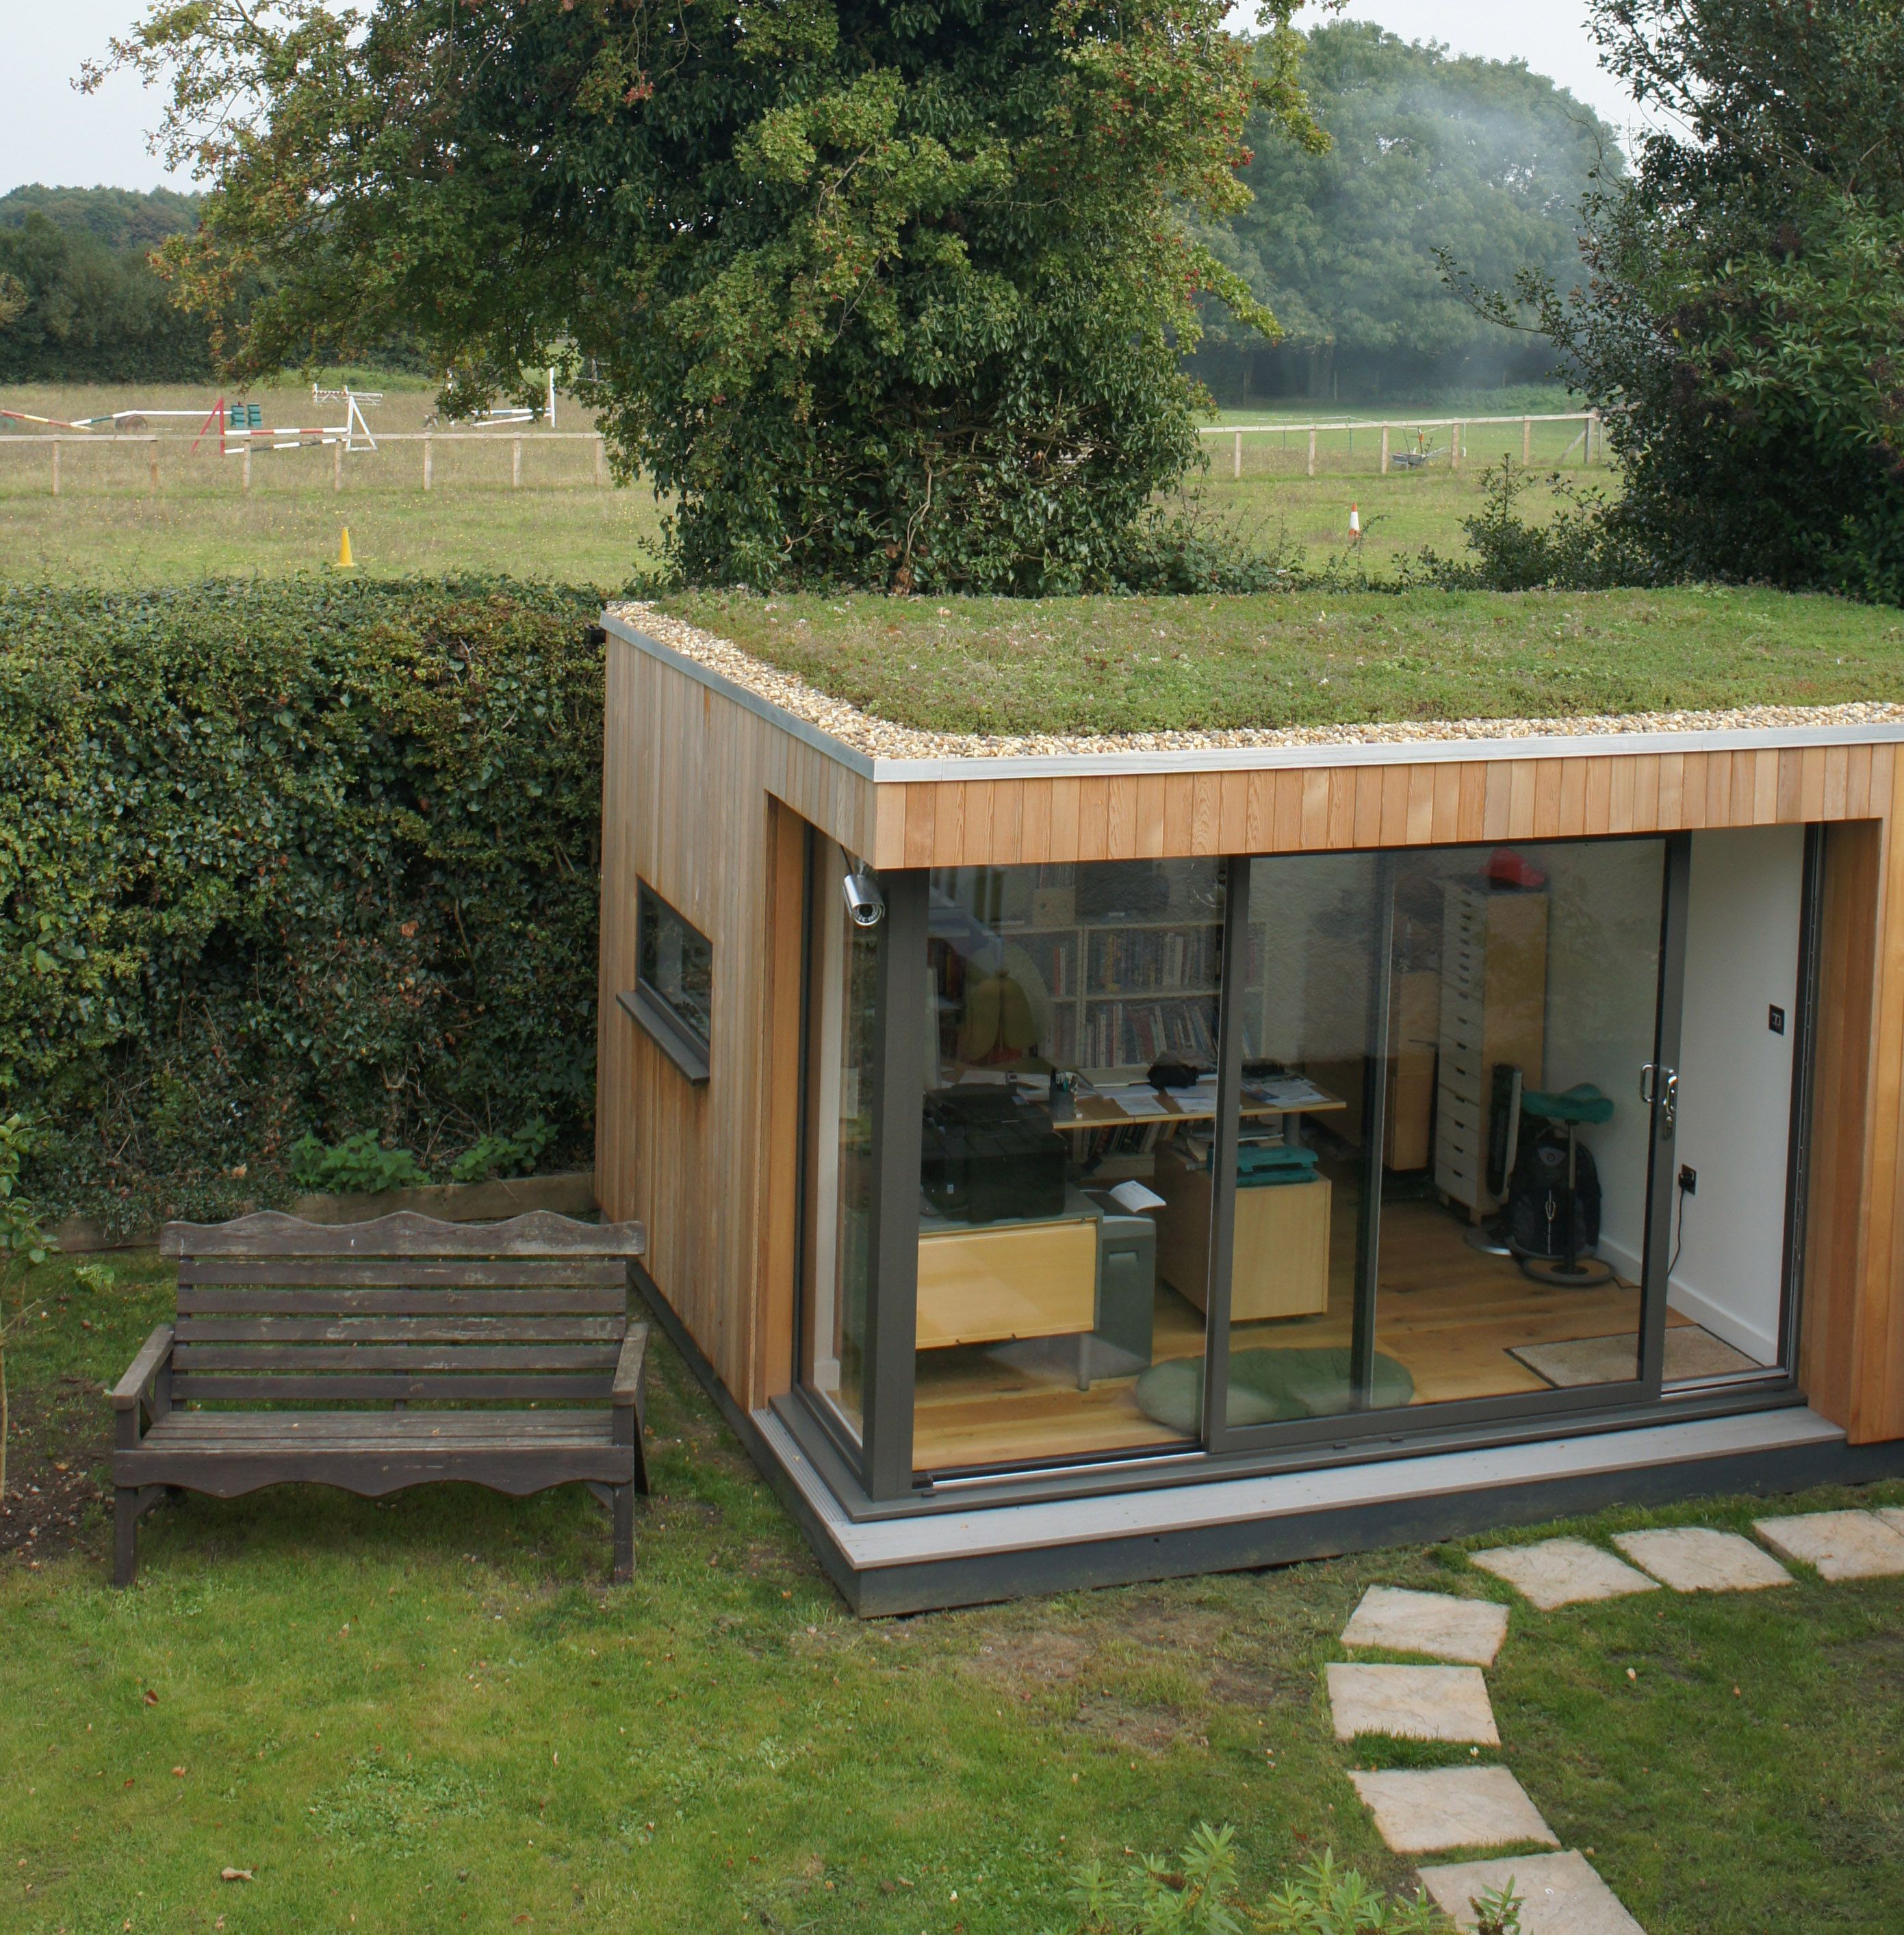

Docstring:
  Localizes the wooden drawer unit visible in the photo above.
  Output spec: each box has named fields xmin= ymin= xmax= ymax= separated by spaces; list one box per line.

xmin=1153 ymin=1149 xmax=1332 ymax=1321
xmin=916 ymin=1215 xmax=1098 ymax=1350
xmin=1434 ymin=882 xmax=1549 ymax=1217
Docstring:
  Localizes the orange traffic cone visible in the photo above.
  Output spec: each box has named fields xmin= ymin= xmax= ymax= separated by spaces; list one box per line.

xmin=1348 ymin=503 xmax=1361 ymax=543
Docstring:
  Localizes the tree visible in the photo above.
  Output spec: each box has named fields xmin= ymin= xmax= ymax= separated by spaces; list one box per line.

xmin=1461 ymin=0 xmax=1904 ymax=604
xmin=1194 ymin=22 xmax=1619 ymax=402
xmin=103 ymin=0 xmax=1324 ymax=591
xmin=0 ymin=194 xmax=214 ymax=383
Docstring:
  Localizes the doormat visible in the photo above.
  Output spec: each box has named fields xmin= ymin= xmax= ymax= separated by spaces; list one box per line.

xmin=1509 ymin=1324 xmax=1761 ymax=1389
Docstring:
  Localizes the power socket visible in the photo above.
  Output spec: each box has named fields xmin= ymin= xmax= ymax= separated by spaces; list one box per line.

xmin=1678 ymin=1164 xmax=1698 ymax=1195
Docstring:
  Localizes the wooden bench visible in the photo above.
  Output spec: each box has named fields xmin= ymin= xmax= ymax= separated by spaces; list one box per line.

xmin=112 ymin=1209 xmax=649 ymax=1587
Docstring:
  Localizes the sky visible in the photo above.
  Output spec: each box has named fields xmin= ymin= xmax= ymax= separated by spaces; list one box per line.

xmin=1 ymin=1 xmax=1643 ymax=200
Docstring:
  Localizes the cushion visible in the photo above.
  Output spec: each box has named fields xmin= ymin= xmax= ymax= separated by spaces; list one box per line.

xmin=1133 ymin=1346 xmax=1415 ymax=1433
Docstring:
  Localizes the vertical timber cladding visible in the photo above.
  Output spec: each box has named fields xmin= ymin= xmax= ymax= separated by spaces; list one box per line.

xmin=595 ymin=637 xmax=876 ymax=1408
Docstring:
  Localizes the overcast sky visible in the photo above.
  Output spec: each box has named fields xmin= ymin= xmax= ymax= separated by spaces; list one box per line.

xmin=3 ymin=1 xmax=1642 ymax=200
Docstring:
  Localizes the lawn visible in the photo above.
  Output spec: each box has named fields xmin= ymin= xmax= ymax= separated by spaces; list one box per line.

xmin=4 ymin=1248 xmax=1903 ymax=1934
xmin=656 ymin=585 xmax=1904 ymax=736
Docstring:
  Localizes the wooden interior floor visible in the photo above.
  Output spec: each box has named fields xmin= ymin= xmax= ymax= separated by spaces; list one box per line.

xmin=911 ymin=1186 xmax=1686 ymax=1474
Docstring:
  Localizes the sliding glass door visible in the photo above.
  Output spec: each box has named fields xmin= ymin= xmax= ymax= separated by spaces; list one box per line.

xmin=1211 ymin=837 xmax=1686 ymax=1449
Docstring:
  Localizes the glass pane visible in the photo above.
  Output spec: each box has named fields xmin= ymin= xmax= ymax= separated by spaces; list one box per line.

xmin=799 ymin=838 xmax=879 ymax=1444
xmin=1222 ymin=854 xmax=1382 ymax=1423
xmin=637 ymin=882 xmax=713 ymax=1050
xmin=910 ymin=859 xmax=1224 ymax=1474
xmin=1374 ymin=840 xmax=1665 ymax=1405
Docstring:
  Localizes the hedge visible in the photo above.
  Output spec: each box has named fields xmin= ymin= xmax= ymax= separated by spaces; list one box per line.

xmin=0 ymin=578 xmax=606 ymax=1233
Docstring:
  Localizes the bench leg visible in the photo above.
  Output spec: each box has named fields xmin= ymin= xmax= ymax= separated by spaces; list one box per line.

xmin=114 ymin=1487 xmax=140 ymax=1588
xmin=611 ymin=1483 xmax=635 ymax=1586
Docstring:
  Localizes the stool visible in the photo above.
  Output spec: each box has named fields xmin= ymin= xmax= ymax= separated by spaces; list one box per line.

xmin=1511 ymin=1084 xmax=1615 ymax=1287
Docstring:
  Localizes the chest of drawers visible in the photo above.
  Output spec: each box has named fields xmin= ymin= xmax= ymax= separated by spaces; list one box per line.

xmin=1435 ymin=882 xmax=1549 ymax=1217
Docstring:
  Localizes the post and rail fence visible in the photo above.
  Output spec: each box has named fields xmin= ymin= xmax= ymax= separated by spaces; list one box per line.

xmin=1 ymin=429 xmax=611 ymax=496
xmin=1197 ymin=409 xmax=1606 ymax=480
xmin=6 ymin=413 xmax=1604 ymax=494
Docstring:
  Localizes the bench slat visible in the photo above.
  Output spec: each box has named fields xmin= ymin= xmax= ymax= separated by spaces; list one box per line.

xmin=173 ymin=1344 xmax=619 ymax=1372
xmin=178 ymin=1259 xmax=629 ymax=1289
xmin=175 ymin=1318 xmax=626 ymax=1344
xmin=148 ymin=1411 xmax=612 ymax=1443
xmin=176 ymin=1286 xmax=627 ymax=1316
xmin=162 ymin=1210 xmax=643 ymax=1260
xmin=172 ymin=1374 xmax=609 ymax=1402
xmin=116 ymin=1446 xmax=634 ymax=1496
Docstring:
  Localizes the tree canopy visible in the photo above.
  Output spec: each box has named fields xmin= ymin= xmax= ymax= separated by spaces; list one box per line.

xmin=108 ymin=0 xmax=1323 ymax=591
xmin=1196 ymin=22 xmax=1618 ymax=399
xmin=0 ymin=191 xmax=213 ymax=383
xmin=1471 ymin=0 xmax=1904 ymax=604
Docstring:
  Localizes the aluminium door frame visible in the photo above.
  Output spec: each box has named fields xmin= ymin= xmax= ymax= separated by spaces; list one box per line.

xmin=1213 ymin=830 xmax=1693 ymax=1461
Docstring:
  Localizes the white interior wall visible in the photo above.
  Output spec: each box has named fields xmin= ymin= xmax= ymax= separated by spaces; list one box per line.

xmin=1665 ymin=825 xmax=1804 ymax=1366
xmin=1541 ymin=841 xmax=1668 ymax=1275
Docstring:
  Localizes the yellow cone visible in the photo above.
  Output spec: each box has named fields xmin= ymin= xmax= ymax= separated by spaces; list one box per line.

xmin=337 ymin=526 xmax=356 ymax=569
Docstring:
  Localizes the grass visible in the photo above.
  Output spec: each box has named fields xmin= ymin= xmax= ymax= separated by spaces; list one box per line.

xmin=4 ymin=1248 xmax=1904 ymax=1933
xmin=657 ymin=585 xmax=1904 ymax=736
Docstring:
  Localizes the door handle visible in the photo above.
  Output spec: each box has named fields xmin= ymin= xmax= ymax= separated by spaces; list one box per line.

xmin=1660 ymin=1070 xmax=1679 ymax=1136
xmin=1638 ymin=1064 xmax=1657 ymax=1105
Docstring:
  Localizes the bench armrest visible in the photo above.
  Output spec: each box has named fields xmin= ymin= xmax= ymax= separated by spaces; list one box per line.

xmin=612 ymin=1324 xmax=649 ymax=1407
xmin=112 ymin=1326 xmax=175 ymax=1412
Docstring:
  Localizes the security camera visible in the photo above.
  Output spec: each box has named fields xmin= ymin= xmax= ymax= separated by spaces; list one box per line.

xmin=842 ymin=865 xmax=886 ymax=928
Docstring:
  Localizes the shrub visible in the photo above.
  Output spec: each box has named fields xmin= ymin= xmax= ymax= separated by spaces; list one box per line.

xmin=0 ymin=578 xmax=604 ymax=1231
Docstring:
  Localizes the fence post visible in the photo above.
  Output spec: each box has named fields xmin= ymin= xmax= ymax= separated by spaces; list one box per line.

xmin=333 ymin=440 xmax=343 ymax=492
xmin=511 ymin=437 xmax=522 ymax=489
xmin=1232 ymin=429 xmax=1242 ymax=482
xmin=1452 ymin=423 xmax=1463 ymax=472
xmin=1379 ymin=425 xmax=1390 ymax=476
xmin=242 ymin=446 xmax=252 ymax=493
xmin=594 ymin=436 xmax=606 ymax=488
xmin=424 ymin=435 xmax=433 ymax=492
xmin=1522 ymin=418 xmax=1532 ymax=466
xmin=50 ymin=437 xmax=60 ymax=497
xmin=1307 ymin=428 xmax=1317 ymax=478
xmin=149 ymin=439 xmax=159 ymax=492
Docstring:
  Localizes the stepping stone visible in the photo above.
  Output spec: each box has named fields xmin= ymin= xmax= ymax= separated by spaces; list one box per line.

xmin=1873 ymin=1505 xmax=1904 ymax=1540
xmin=1326 ymin=1663 xmax=1499 ymax=1744
xmin=1341 ymin=1586 xmax=1508 ymax=1665
xmin=1754 ymin=1510 xmax=1904 ymax=1580
xmin=1469 ymin=1538 xmax=1661 ymax=1611
xmin=1418 ymin=1849 xmax=1646 ymax=1933
xmin=1348 ymin=1766 xmax=1558 ymax=1855
xmin=1612 ymin=1527 xmax=1792 ymax=1593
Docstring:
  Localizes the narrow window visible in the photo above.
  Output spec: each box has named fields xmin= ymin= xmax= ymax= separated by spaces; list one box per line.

xmin=621 ymin=882 xmax=713 ymax=1084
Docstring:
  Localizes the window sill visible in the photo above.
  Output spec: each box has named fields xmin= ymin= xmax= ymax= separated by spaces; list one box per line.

xmin=618 ymin=986 xmax=710 ymax=1086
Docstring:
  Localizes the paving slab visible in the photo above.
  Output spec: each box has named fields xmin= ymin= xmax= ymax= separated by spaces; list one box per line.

xmin=1612 ymin=1527 xmax=1792 ymax=1593
xmin=1341 ymin=1585 xmax=1510 ymax=1665
xmin=1348 ymin=1766 xmax=1558 ymax=1855
xmin=1753 ymin=1509 xmax=1904 ymax=1580
xmin=1326 ymin=1663 xmax=1500 ymax=1744
xmin=1468 ymin=1538 xmax=1661 ymax=1611
xmin=1872 ymin=1505 xmax=1904 ymax=1541
xmin=1418 ymin=1850 xmax=1646 ymax=1934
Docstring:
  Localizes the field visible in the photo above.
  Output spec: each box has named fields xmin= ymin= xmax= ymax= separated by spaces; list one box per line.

xmin=0 ymin=381 xmax=1603 ymax=585
xmin=3 ymin=1245 xmax=1903 ymax=1934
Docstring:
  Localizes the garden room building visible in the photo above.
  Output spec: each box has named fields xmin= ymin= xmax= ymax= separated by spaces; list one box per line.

xmin=595 ymin=606 xmax=1904 ymax=1615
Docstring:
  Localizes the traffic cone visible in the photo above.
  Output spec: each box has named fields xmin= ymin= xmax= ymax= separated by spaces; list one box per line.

xmin=336 ymin=526 xmax=356 ymax=570
xmin=1348 ymin=503 xmax=1361 ymax=541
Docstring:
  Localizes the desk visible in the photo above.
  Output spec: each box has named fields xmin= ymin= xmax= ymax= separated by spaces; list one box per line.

xmin=1050 ymin=1079 xmax=1346 ymax=1132
xmin=916 ymin=1190 xmax=1101 ymax=1350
